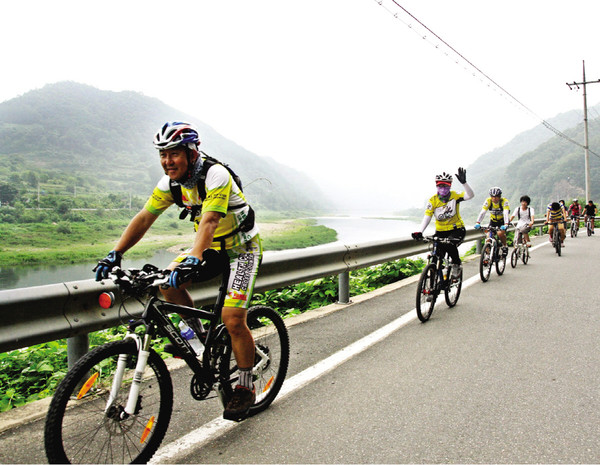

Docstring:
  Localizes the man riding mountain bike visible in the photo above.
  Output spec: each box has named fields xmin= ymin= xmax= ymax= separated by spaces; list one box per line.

xmin=411 ymin=168 xmax=474 ymax=279
xmin=545 ymin=201 xmax=567 ymax=246
xmin=94 ymin=121 xmax=262 ymax=421
xmin=583 ymin=200 xmax=597 ymax=234
xmin=475 ymin=187 xmax=510 ymax=257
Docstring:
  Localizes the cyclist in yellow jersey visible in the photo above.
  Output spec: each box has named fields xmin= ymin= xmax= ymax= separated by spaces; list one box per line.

xmin=412 ymin=168 xmax=474 ymax=279
xmin=475 ymin=187 xmax=510 ymax=257
xmin=94 ymin=122 xmax=260 ymax=420
xmin=545 ymin=201 xmax=567 ymax=246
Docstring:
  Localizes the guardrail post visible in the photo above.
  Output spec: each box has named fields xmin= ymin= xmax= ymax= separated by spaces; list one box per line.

xmin=67 ymin=334 xmax=89 ymax=369
xmin=475 ymin=238 xmax=482 ymax=254
xmin=337 ymin=271 xmax=351 ymax=305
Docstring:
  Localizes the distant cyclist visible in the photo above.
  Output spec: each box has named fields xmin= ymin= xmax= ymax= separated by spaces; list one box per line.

xmin=568 ymin=199 xmax=582 ymax=219
xmin=583 ymin=200 xmax=597 ymax=234
xmin=509 ymin=195 xmax=534 ymax=248
xmin=475 ymin=187 xmax=510 ymax=257
xmin=545 ymin=201 xmax=567 ymax=246
xmin=411 ymin=168 xmax=474 ymax=280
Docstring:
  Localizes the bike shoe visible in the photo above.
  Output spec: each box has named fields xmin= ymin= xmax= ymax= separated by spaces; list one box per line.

xmin=502 ymin=247 xmax=508 ymax=257
xmin=223 ymin=385 xmax=256 ymax=422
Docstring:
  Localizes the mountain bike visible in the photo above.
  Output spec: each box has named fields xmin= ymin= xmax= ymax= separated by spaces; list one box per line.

xmin=585 ymin=216 xmax=595 ymax=236
xmin=510 ymin=228 xmax=530 ymax=268
xmin=415 ymin=235 xmax=463 ymax=322
xmin=479 ymin=226 xmax=506 ymax=282
xmin=546 ymin=221 xmax=564 ymax=256
xmin=44 ymin=255 xmax=290 ymax=464
xmin=570 ymin=215 xmax=580 ymax=238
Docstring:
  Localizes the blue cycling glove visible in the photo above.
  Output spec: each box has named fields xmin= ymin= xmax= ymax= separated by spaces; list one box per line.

xmin=500 ymin=225 xmax=507 ymax=231
xmin=169 ymin=256 xmax=201 ymax=289
xmin=474 ymin=224 xmax=481 ymax=230
xmin=94 ymin=251 xmax=123 ymax=281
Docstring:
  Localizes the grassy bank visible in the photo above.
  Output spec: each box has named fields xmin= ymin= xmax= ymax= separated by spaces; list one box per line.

xmin=0 ymin=212 xmax=337 ymax=266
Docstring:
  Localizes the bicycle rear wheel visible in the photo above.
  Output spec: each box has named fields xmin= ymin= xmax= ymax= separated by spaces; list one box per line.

xmin=522 ymin=247 xmax=529 ymax=264
xmin=444 ymin=268 xmax=462 ymax=307
xmin=416 ymin=264 xmax=437 ymax=322
xmin=479 ymin=243 xmax=493 ymax=282
xmin=45 ymin=340 xmax=173 ymax=464
xmin=219 ymin=306 xmax=290 ymax=416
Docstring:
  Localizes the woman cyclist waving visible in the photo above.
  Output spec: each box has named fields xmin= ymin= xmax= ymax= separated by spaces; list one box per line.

xmin=412 ymin=168 xmax=474 ymax=279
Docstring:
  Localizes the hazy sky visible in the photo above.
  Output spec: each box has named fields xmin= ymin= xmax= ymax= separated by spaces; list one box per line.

xmin=3 ymin=0 xmax=600 ymax=212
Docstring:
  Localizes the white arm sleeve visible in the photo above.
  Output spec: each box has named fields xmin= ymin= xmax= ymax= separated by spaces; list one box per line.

xmin=418 ymin=215 xmax=432 ymax=233
xmin=461 ymin=182 xmax=474 ymax=201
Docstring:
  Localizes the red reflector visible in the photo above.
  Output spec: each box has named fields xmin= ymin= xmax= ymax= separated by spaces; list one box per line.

xmin=99 ymin=292 xmax=115 ymax=309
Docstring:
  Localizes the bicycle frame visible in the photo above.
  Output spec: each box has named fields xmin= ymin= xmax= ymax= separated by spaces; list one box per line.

xmin=114 ymin=266 xmax=232 ymax=417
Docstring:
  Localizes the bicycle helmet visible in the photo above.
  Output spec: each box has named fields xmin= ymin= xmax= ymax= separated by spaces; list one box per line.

xmin=573 ymin=198 xmax=579 ymax=202
xmin=435 ymin=172 xmax=453 ymax=185
xmin=489 ymin=187 xmax=502 ymax=197
xmin=153 ymin=121 xmax=200 ymax=151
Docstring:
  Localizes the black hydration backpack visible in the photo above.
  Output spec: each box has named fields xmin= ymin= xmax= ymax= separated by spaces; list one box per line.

xmin=169 ymin=152 xmax=255 ymax=237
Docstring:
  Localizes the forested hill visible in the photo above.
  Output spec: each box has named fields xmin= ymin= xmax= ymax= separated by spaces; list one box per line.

xmin=461 ymin=104 xmax=600 ymax=219
xmin=0 ymin=81 xmax=325 ymax=213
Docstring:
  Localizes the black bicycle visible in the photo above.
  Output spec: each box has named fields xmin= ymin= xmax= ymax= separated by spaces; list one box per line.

xmin=479 ymin=226 xmax=507 ymax=282
xmin=547 ymin=221 xmax=564 ymax=256
xmin=44 ymin=253 xmax=289 ymax=464
xmin=415 ymin=235 xmax=463 ymax=322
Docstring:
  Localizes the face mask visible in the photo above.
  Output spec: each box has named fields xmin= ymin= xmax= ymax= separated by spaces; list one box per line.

xmin=437 ymin=186 xmax=450 ymax=198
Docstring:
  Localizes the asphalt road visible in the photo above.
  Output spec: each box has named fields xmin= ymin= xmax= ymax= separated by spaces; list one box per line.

xmin=1 ymin=232 xmax=599 ymax=463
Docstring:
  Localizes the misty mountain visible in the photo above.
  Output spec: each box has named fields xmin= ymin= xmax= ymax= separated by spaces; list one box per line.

xmin=462 ymin=105 xmax=600 ymax=219
xmin=0 ymin=81 xmax=326 ymax=213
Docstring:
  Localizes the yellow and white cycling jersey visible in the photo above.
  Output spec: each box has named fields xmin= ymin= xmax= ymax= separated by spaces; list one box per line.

xmin=425 ymin=191 xmax=466 ymax=232
xmin=477 ymin=197 xmax=510 ymax=223
xmin=144 ymin=162 xmax=259 ymax=250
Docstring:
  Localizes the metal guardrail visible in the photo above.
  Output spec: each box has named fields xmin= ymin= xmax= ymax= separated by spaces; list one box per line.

xmin=0 ymin=221 xmax=547 ymax=354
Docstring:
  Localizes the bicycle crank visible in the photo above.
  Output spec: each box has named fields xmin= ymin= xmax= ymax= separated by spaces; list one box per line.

xmin=190 ymin=373 xmax=213 ymax=400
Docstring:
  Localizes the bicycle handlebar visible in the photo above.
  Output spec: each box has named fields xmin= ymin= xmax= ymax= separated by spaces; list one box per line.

xmin=109 ymin=265 xmax=171 ymax=293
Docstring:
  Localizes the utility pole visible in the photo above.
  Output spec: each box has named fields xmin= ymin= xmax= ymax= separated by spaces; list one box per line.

xmin=566 ymin=60 xmax=600 ymax=203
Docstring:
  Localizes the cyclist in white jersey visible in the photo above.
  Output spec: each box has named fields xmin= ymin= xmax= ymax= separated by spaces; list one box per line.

xmin=509 ymin=195 xmax=534 ymax=248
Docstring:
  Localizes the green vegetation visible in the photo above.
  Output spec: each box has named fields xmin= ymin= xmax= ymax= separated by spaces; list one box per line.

xmin=0 ymin=256 xmax=425 ymax=412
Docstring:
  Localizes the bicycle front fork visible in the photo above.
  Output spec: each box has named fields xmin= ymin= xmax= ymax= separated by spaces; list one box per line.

xmin=106 ymin=333 xmax=151 ymax=418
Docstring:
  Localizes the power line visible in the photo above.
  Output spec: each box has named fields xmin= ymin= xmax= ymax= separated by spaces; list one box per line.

xmin=372 ymin=0 xmax=600 ymax=157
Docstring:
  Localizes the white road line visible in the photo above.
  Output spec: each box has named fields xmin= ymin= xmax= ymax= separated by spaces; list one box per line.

xmin=150 ymin=272 xmax=482 ymax=463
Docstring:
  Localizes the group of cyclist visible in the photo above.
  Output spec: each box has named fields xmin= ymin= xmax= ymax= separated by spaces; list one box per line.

xmin=91 ymin=121 xmax=597 ymax=423
xmin=410 ymin=167 xmax=598 ymax=270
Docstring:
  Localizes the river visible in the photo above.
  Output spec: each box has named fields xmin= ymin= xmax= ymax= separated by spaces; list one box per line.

xmin=0 ymin=216 xmax=423 ymax=290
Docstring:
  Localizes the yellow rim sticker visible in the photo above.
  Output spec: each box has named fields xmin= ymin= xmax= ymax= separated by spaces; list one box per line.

xmin=262 ymin=376 xmax=274 ymax=393
xmin=76 ymin=372 xmax=99 ymax=400
xmin=140 ymin=416 xmax=155 ymax=444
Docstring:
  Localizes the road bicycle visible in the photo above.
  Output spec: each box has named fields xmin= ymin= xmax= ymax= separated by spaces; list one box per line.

xmin=415 ymin=235 xmax=463 ymax=322
xmin=510 ymin=227 xmax=530 ymax=268
xmin=546 ymin=221 xmax=564 ymax=256
xmin=585 ymin=216 xmax=595 ymax=236
xmin=44 ymin=253 xmax=290 ymax=464
xmin=570 ymin=215 xmax=580 ymax=238
xmin=479 ymin=226 xmax=507 ymax=282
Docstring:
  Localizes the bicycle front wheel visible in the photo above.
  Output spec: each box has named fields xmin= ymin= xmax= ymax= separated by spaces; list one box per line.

xmin=496 ymin=252 xmax=506 ymax=275
xmin=416 ymin=264 xmax=437 ymax=322
xmin=479 ymin=243 xmax=493 ymax=282
xmin=444 ymin=268 xmax=462 ymax=307
xmin=219 ymin=305 xmax=290 ymax=416
xmin=45 ymin=340 xmax=173 ymax=464
xmin=522 ymin=247 xmax=529 ymax=264
xmin=510 ymin=249 xmax=518 ymax=268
